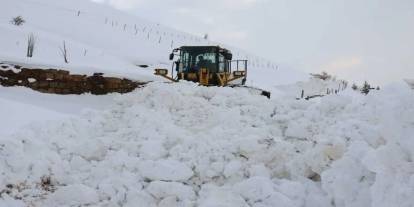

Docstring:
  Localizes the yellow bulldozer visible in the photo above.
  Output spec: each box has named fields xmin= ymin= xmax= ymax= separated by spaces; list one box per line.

xmin=154 ymin=46 xmax=270 ymax=98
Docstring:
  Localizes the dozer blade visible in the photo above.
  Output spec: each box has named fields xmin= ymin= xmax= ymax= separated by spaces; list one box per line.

xmin=230 ymin=85 xmax=271 ymax=99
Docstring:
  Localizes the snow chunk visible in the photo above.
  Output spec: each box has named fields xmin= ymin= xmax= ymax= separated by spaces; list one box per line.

xmin=223 ymin=160 xmax=243 ymax=178
xmin=138 ymin=160 xmax=193 ymax=181
xmin=28 ymin=78 xmax=36 ymax=83
xmin=285 ymin=120 xmax=311 ymax=140
xmin=0 ymin=194 xmax=26 ymax=207
xmin=261 ymin=192 xmax=296 ymax=207
xmin=46 ymin=184 xmax=99 ymax=206
xmin=158 ymin=196 xmax=194 ymax=207
xmin=233 ymin=177 xmax=275 ymax=202
xmin=198 ymin=185 xmax=249 ymax=207
xmin=139 ymin=140 xmax=167 ymax=160
xmin=146 ymin=181 xmax=196 ymax=201
xmin=124 ymin=191 xmax=157 ymax=207
xmin=248 ymin=164 xmax=271 ymax=178
xmin=72 ymin=140 xmax=107 ymax=161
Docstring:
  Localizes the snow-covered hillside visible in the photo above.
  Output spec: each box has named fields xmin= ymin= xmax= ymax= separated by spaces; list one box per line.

xmin=1 ymin=0 xmax=321 ymax=135
xmin=0 ymin=0 xmax=307 ymax=88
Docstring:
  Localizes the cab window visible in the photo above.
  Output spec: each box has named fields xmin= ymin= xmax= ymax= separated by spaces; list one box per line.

xmin=218 ymin=54 xmax=225 ymax=72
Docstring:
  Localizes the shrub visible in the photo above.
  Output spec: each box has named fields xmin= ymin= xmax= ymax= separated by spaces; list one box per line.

xmin=351 ymin=83 xmax=358 ymax=90
xmin=11 ymin=16 xmax=25 ymax=26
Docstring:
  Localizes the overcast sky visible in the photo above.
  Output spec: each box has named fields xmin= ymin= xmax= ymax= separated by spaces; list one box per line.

xmin=92 ymin=0 xmax=414 ymax=85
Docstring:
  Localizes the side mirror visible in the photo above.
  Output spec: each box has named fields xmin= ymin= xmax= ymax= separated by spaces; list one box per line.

xmin=169 ymin=53 xmax=174 ymax=60
xmin=225 ymin=53 xmax=233 ymax=60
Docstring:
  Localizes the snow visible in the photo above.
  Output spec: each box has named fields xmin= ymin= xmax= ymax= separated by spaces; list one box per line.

xmin=146 ymin=181 xmax=196 ymax=201
xmin=0 ymin=86 xmax=118 ymax=136
xmin=44 ymin=184 xmax=99 ymax=206
xmin=0 ymin=0 xmax=297 ymax=87
xmin=0 ymin=96 xmax=67 ymax=136
xmin=1 ymin=0 xmax=413 ymax=206
xmin=138 ymin=160 xmax=194 ymax=182
xmin=1 ymin=82 xmax=413 ymax=207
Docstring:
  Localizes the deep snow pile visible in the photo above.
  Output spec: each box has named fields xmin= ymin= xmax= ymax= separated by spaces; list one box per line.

xmin=1 ymin=82 xmax=413 ymax=207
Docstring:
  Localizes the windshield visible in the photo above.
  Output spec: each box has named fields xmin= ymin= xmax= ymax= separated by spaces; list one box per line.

xmin=180 ymin=49 xmax=217 ymax=72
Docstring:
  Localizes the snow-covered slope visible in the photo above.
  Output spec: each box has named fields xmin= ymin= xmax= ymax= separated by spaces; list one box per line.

xmin=1 ymin=82 xmax=413 ymax=207
xmin=1 ymin=0 xmax=318 ymax=136
xmin=0 ymin=0 xmax=306 ymax=89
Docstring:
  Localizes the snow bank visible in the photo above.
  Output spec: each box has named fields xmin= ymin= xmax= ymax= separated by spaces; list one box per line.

xmin=0 ymin=82 xmax=413 ymax=206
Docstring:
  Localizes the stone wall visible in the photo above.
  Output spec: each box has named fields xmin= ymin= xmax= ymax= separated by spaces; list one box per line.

xmin=0 ymin=63 xmax=146 ymax=95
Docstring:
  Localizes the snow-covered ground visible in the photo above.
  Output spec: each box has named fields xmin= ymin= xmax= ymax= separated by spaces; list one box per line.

xmin=0 ymin=86 xmax=119 ymax=136
xmin=1 ymin=82 xmax=413 ymax=207
xmin=1 ymin=0 xmax=414 ymax=206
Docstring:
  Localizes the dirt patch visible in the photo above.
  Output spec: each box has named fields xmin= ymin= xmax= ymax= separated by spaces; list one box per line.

xmin=0 ymin=63 xmax=147 ymax=95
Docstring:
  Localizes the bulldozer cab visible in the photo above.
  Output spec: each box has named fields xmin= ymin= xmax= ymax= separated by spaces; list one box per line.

xmin=176 ymin=46 xmax=230 ymax=74
xmin=155 ymin=46 xmax=247 ymax=86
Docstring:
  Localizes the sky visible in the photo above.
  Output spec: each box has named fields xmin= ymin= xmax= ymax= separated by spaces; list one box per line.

xmin=92 ymin=0 xmax=414 ymax=85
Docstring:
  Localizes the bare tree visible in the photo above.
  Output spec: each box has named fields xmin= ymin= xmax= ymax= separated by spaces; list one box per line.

xmin=59 ymin=41 xmax=69 ymax=63
xmin=27 ymin=33 xmax=35 ymax=58
xmin=11 ymin=16 xmax=25 ymax=26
